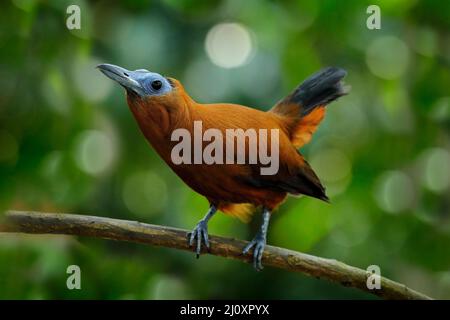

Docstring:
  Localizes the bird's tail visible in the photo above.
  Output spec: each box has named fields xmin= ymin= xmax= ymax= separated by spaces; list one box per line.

xmin=270 ymin=67 xmax=349 ymax=148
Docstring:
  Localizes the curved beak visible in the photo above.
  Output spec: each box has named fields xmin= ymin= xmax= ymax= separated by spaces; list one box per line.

xmin=97 ymin=63 xmax=146 ymax=96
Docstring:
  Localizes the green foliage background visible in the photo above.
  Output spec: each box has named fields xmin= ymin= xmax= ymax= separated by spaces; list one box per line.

xmin=0 ymin=0 xmax=449 ymax=299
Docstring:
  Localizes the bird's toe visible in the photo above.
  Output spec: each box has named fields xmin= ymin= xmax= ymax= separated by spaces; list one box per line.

xmin=242 ymin=239 xmax=256 ymax=255
xmin=253 ymin=241 xmax=265 ymax=271
xmin=187 ymin=220 xmax=209 ymax=258
xmin=243 ymin=234 xmax=266 ymax=271
xmin=188 ymin=230 xmax=196 ymax=247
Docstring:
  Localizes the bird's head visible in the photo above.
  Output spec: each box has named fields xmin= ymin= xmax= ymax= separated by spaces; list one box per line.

xmin=97 ymin=63 xmax=191 ymax=138
xmin=97 ymin=63 xmax=175 ymax=99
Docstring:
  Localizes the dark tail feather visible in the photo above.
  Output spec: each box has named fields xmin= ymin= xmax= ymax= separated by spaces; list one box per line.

xmin=291 ymin=67 xmax=349 ymax=116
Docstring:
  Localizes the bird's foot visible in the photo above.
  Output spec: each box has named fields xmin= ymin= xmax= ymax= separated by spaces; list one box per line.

xmin=187 ymin=219 xmax=210 ymax=258
xmin=242 ymin=232 xmax=266 ymax=271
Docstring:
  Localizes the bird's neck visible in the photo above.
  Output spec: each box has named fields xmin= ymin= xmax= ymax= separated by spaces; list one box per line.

xmin=126 ymin=91 xmax=195 ymax=158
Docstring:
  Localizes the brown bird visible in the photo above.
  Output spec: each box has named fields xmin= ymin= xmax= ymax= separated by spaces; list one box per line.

xmin=98 ymin=63 xmax=349 ymax=270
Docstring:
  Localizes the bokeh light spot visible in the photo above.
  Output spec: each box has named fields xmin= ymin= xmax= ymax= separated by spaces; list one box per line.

xmin=310 ymin=149 xmax=352 ymax=197
xmin=112 ymin=16 xmax=173 ymax=69
xmin=310 ymin=149 xmax=352 ymax=183
xmin=205 ymin=23 xmax=254 ymax=69
xmin=149 ymin=275 xmax=189 ymax=299
xmin=374 ymin=170 xmax=415 ymax=213
xmin=122 ymin=171 xmax=168 ymax=217
xmin=421 ymin=148 xmax=450 ymax=193
xmin=42 ymin=70 xmax=70 ymax=115
xmin=413 ymin=27 xmax=437 ymax=57
xmin=237 ymin=52 xmax=280 ymax=102
xmin=41 ymin=151 xmax=63 ymax=179
xmin=74 ymin=130 xmax=117 ymax=176
xmin=430 ymin=97 xmax=450 ymax=122
xmin=330 ymin=206 xmax=370 ymax=247
xmin=71 ymin=57 xmax=112 ymax=103
xmin=366 ymin=36 xmax=410 ymax=79
xmin=183 ymin=59 xmax=231 ymax=102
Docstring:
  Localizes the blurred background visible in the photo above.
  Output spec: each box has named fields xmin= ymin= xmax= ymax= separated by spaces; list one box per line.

xmin=0 ymin=0 xmax=449 ymax=299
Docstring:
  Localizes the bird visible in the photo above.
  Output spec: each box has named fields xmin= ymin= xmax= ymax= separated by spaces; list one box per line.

xmin=98 ymin=63 xmax=349 ymax=270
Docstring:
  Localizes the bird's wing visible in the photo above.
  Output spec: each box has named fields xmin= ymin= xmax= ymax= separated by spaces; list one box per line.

xmin=193 ymin=103 xmax=329 ymax=201
xmin=244 ymin=148 xmax=328 ymax=202
xmin=270 ymin=67 xmax=349 ymax=148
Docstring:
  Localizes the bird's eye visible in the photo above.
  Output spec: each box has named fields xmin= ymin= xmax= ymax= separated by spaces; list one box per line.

xmin=151 ymin=80 xmax=162 ymax=90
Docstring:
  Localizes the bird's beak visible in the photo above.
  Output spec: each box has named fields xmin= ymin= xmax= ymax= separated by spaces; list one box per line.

xmin=97 ymin=63 xmax=146 ymax=96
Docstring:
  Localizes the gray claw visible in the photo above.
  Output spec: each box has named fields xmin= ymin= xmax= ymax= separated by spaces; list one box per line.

xmin=242 ymin=234 xmax=266 ymax=271
xmin=187 ymin=220 xmax=209 ymax=258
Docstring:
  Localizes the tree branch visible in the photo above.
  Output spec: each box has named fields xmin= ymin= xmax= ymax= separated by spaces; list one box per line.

xmin=0 ymin=210 xmax=431 ymax=300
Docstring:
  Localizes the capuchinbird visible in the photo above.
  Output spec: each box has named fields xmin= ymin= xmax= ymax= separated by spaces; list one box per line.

xmin=98 ymin=63 xmax=349 ymax=270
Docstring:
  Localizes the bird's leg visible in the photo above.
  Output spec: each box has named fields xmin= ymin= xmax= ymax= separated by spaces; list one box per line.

xmin=242 ymin=207 xmax=271 ymax=271
xmin=188 ymin=204 xmax=217 ymax=258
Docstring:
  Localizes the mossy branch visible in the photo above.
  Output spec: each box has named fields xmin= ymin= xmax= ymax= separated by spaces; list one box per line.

xmin=0 ymin=210 xmax=432 ymax=300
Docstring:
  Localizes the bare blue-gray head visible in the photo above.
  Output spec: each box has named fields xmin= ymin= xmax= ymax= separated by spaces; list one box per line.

xmin=97 ymin=63 xmax=172 ymax=97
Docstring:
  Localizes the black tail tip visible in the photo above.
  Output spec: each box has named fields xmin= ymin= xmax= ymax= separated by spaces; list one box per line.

xmin=321 ymin=66 xmax=347 ymax=77
xmin=295 ymin=66 xmax=351 ymax=114
xmin=321 ymin=66 xmax=351 ymax=94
